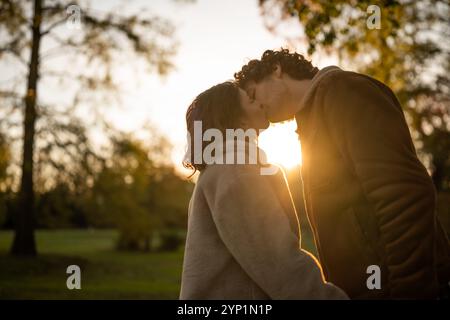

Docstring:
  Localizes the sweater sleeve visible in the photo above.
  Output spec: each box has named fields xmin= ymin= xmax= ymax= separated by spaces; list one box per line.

xmin=324 ymin=74 xmax=439 ymax=299
xmin=207 ymin=169 xmax=348 ymax=300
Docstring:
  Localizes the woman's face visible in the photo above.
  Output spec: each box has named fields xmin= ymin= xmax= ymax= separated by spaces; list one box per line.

xmin=238 ymin=88 xmax=270 ymax=131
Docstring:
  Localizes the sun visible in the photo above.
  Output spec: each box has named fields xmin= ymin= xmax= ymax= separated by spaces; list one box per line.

xmin=258 ymin=120 xmax=302 ymax=169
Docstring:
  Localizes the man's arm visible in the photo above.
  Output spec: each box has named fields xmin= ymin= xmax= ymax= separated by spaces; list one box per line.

xmin=324 ymin=73 xmax=438 ymax=298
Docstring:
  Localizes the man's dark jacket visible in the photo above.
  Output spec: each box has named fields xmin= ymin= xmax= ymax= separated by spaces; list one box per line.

xmin=295 ymin=66 xmax=450 ymax=299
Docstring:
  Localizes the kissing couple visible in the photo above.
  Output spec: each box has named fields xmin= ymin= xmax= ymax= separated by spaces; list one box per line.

xmin=179 ymin=49 xmax=450 ymax=300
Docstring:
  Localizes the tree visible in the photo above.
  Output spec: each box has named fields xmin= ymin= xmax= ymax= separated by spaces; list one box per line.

xmin=0 ymin=133 xmax=9 ymax=185
xmin=259 ymin=0 xmax=450 ymax=190
xmin=0 ymin=132 xmax=11 ymax=227
xmin=0 ymin=0 xmax=177 ymax=255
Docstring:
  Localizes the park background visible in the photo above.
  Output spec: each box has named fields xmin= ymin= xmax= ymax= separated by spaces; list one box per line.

xmin=0 ymin=0 xmax=449 ymax=299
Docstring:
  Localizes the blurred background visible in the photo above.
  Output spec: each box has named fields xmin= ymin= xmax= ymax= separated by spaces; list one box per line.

xmin=0 ymin=0 xmax=448 ymax=299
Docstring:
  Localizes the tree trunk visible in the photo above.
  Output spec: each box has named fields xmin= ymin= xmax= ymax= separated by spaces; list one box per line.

xmin=10 ymin=0 xmax=43 ymax=256
xmin=431 ymin=159 xmax=444 ymax=193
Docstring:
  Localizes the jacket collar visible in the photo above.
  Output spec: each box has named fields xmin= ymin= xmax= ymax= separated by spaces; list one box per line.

xmin=295 ymin=66 xmax=342 ymax=141
xmin=223 ymin=137 xmax=269 ymax=165
xmin=300 ymin=66 xmax=341 ymax=113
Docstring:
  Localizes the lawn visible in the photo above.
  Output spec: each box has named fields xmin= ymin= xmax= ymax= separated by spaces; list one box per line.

xmin=0 ymin=229 xmax=184 ymax=299
xmin=0 ymin=228 xmax=318 ymax=300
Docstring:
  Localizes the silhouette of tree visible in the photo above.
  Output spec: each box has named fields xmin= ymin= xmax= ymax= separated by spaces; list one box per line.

xmin=0 ymin=0 xmax=178 ymax=255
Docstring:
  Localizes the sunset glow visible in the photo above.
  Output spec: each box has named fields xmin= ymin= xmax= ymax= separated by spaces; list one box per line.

xmin=258 ymin=121 xmax=302 ymax=169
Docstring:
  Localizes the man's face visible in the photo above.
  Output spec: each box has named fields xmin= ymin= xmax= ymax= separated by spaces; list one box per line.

xmin=244 ymin=73 xmax=294 ymax=123
xmin=238 ymin=88 xmax=269 ymax=130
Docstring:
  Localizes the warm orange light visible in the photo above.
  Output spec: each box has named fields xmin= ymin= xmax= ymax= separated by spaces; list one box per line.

xmin=258 ymin=120 xmax=302 ymax=169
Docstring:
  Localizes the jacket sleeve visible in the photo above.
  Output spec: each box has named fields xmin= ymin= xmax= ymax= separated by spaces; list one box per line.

xmin=206 ymin=169 xmax=348 ymax=300
xmin=324 ymin=74 xmax=439 ymax=298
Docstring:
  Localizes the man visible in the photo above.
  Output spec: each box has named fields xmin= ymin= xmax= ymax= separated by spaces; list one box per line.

xmin=234 ymin=48 xmax=450 ymax=299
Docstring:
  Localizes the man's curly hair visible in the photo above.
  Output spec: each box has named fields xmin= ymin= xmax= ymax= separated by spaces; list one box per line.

xmin=234 ymin=48 xmax=319 ymax=88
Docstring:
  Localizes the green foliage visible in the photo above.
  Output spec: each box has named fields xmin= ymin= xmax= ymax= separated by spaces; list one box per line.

xmin=36 ymin=183 xmax=84 ymax=228
xmin=82 ymin=131 xmax=193 ymax=252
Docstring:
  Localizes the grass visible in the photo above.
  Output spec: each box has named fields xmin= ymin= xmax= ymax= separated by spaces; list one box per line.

xmin=0 ymin=228 xmax=317 ymax=300
xmin=0 ymin=229 xmax=184 ymax=299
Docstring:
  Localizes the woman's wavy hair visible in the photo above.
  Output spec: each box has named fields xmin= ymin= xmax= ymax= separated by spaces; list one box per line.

xmin=183 ymin=81 xmax=242 ymax=174
xmin=234 ymin=48 xmax=319 ymax=88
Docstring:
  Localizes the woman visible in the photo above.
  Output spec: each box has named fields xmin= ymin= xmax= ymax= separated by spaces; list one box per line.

xmin=180 ymin=81 xmax=347 ymax=300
